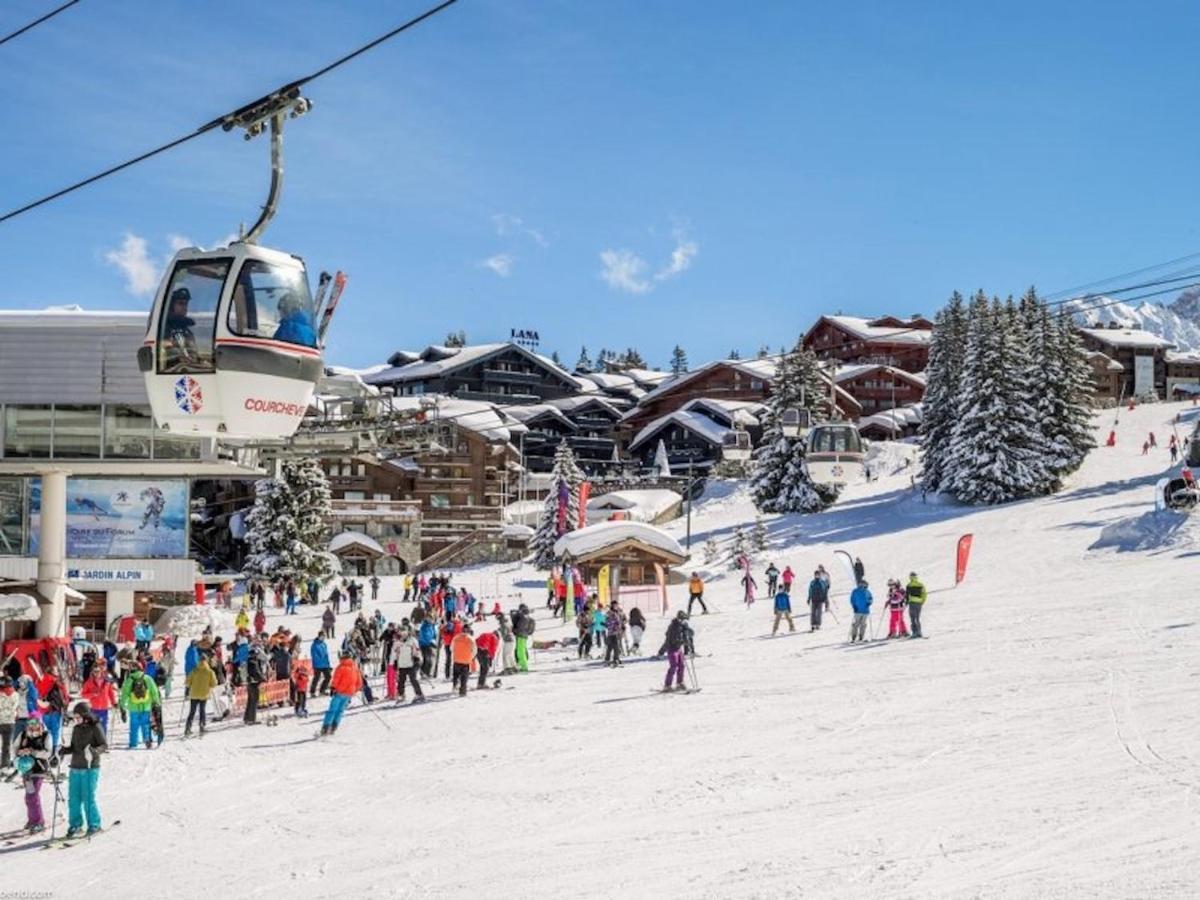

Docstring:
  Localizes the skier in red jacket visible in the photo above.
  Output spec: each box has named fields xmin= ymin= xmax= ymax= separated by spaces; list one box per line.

xmin=474 ymin=630 xmax=499 ymax=689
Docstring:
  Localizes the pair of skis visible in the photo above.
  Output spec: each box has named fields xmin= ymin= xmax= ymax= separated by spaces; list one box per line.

xmin=311 ymin=270 xmax=348 ymax=348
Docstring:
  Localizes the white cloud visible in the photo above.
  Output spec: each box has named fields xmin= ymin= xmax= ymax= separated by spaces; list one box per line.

xmin=167 ymin=234 xmax=194 ymax=253
xmin=104 ymin=233 xmax=161 ymax=297
xmin=655 ymin=229 xmax=698 ymax=282
xmin=599 ymin=248 xmax=652 ymax=294
xmin=492 ymin=213 xmax=548 ymax=248
xmin=481 ymin=253 xmax=516 ymax=278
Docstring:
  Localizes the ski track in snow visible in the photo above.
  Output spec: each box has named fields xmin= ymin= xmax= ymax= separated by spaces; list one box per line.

xmin=4 ymin=403 xmax=1200 ymax=898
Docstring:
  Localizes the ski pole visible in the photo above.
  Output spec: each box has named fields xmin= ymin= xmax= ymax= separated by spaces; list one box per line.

xmin=686 ymin=654 xmax=700 ymax=691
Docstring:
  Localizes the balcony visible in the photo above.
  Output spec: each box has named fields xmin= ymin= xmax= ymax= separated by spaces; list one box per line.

xmin=455 ymin=388 xmax=541 ymax=405
xmin=482 ymin=368 xmax=544 ymax=385
xmin=331 ymin=498 xmax=422 ymax=521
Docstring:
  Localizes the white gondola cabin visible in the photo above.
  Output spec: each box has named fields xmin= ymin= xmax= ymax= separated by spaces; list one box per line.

xmin=139 ymin=243 xmax=322 ymax=440
xmin=780 ymin=407 xmax=811 ymax=438
xmin=805 ymin=423 xmax=865 ymax=488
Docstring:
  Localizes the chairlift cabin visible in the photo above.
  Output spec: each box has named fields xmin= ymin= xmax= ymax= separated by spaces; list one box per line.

xmin=780 ymin=407 xmax=811 ymax=438
xmin=804 ymin=423 xmax=865 ymax=488
xmin=137 ymin=84 xmax=325 ymax=441
xmin=721 ymin=429 xmax=752 ymax=461
xmin=139 ymin=244 xmax=322 ymax=440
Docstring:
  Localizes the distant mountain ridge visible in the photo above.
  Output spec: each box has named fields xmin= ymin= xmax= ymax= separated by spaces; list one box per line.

xmin=1065 ymin=293 xmax=1200 ymax=352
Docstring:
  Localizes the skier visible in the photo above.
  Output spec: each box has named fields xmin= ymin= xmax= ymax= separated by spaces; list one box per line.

xmin=184 ymin=657 xmax=217 ymax=736
xmin=807 ymin=570 xmax=830 ymax=631
xmin=853 ymin=557 xmax=865 ymax=584
xmin=63 ymin=701 xmax=107 ymax=838
xmin=320 ymin=652 xmax=362 ymax=737
xmin=1149 ymin=431 xmax=1158 ymax=448
xmin=253 ymin=608 xmax=267 ymax=636
xmin=628 ymin=606 xmax=646 ymax=655
xmin=687 ymin=572 xmax=708 ymax=615
xmin=781 ymin=565 xmax=795 ymax=594
xmin=370 ymin=574 xmax=381 ymax=601
xmin=0 ymin=676 xmax=18 ymax=768
xmin=885 ymin=579 xmax=909 ymax=638
xmin=816 ymin=564 xmax=831 ymax=590
xmin=285 ymin=580 xmax=298 ymax=615
xmin=849 ymin=580 xmax=872 ymax=643
xmin=13 ymin=717 xmax=51 ymax=833
xmin=772 ymin=587 xmax=796 ymax=635
xmin=764 ymin=563 xmax=780 ymax=597
xmin=37 ymin=668 xmax=68 ymax=752
xmin=576 ymin=605 xmax=594 ymax=659
xmin=291 ymin=665 xmax=310 ymax=718
xmin=322 ymin=605 xmax=336 ymax=639
xmin=78 ymin=667 xmax=118 ymax=737
xmin=243 ymin=638 xmax=267 ymax=725
xmin=906 ymin=572 xmax=928 ymax=638
xmin=417 ymin=618 xmax=438 ymax=678
xmin=590 ymin=603 xmax=607 ymax=656
xmin=546 ymin=572 xmax=556 ymax=609
xmin=157 ymin=639 xmax=176 ymax=699
xmin=391 ymin=625 xmax=424 ymax=703
xmin=133 ymin=617 xmax=153 ymax=652
xmin=605 ymin=601 xmax=627 ymax=667
xmin=475 ymin=628 xmax=498 ymax=689
xmin=119 ymin=668 xmax=160 ymax=749
xmin=441 ymin=617 xmax=462 ymax=680
xmin=662 ymin=612 xmax=689 ymax=692
xmin=309 ymin=633 xmax=332 ymax=697
xmin=450 ymin=626 xmax=477 ymax=697
xmin=513 ymin=604 xmax=536 ymax=673
xmin=741 ymin=569 xmax=758 ymax=606
xmin=498 ymin=613 xmax=517 ymax=676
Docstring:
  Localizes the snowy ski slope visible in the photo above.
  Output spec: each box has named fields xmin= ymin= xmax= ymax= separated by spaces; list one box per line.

xmin=4 ymin=402 xmax=1199 ymax=899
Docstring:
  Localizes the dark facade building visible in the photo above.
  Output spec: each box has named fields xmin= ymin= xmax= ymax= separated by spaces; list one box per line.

xmin=1075 ymin=327 xmax=1173 ymax=400
xmin=802 ymin=315 xmax=932 ymax=374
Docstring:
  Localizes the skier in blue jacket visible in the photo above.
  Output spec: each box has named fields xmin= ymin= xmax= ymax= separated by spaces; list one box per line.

xmin=309 ymin=635 xmax=332 ymax=696
xmin=417 ymin=620 xmax=437 ymax=677
xmin=849 ymin=580 xmax=873 ymax=643
xmin=771 ymin=589 xmax=795 ymax=635
xmin=183 ymin=641 xmax=199 ymax=677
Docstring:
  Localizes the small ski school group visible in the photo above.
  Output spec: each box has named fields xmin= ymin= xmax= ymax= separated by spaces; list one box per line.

xmin=729 ymin=558 xmax=929 ymax=642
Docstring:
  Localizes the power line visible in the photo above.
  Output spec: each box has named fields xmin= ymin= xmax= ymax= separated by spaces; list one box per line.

xmin=0 ymin=0 xmax=459 ymax=226
xmin=0 ymin=0 xmax=80 ymax=48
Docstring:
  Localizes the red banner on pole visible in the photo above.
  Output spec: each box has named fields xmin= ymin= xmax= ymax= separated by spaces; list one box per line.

xmin=955 ymin=534 xmax=974 ymax=585
xmin=578 ymin=481 xmax=591 ymax=528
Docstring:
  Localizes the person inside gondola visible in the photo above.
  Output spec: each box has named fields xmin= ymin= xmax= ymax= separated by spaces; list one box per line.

xmin=272 ymin=290 xmax=317 ymax=347
xmin=160 ymin=286 xmax=199 ymax=372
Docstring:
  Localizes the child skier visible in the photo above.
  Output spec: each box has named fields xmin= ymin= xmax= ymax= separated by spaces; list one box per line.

xmin=14 ymin=717 xmax=51 ymax=833
xmin=885 ymin=579 xmax=909 ymax=638
xmin=292 ymin=666 xmax=310 ymax=718
xmin=772 ymin=588 xmax=796 ymax=635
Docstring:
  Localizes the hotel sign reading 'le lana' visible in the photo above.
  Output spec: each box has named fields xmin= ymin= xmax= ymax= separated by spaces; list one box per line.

xmin=510 ymin=328 xmax=540 ymax=350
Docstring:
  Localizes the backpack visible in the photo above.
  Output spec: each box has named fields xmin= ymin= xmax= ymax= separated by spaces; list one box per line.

xmin=131 ymin=676 xmax=147 ymax=700
xmin=47 ymin=682 xmax=66 ymax=713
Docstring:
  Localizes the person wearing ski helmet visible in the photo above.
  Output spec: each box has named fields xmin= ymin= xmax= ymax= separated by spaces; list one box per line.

xmin=662 ymin=612 xmax=689 ymax=692
xmin=64 ymin=701 xmax=107 ymax=837
xmin=13 ymin=716 xmax=51 ymax=833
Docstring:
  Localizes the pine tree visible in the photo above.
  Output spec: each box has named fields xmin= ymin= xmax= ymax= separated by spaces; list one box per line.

xmin=703 ymin=535 xmax=719 ymax=565
xmin=751 ymin=515 xmax=767 ymax=551
xmin=757 ymin=344 xmax=770 ymax=359
xmin=728 ymin=525 xmax=748 ymax=569
xmin=576 ymin=346 xmax=593 ymax=373
xmin=1052 ymin=311 xmax=1096 ymax=471
xmin=551 ymin=350 xmax=563 ymax=367
xmin=445 ymin=330 xmax=467 ymax=347
xmin=530 ymin=441 xmax=585 ymax=569
xmin=670 ymin=345 xmax=689 ymax=375
xmin=750 ymin=338 xmax=827 ymax=513
xmin=243 ymin=458 xmax=335 ymax=583
xmin=728 ymin=348 xmax=741 ymax=360
xmin=943 ymin=295 xmax=1051 ymax=504
xmin=919 ymin=291 xmax=967 ymax=492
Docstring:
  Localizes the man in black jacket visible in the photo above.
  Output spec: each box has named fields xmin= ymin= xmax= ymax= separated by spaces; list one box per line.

xmin=661 ymin=612 xmax=689 ymax=692
xmin=64 ymin=701 xmax=107 ymax=838
xmin=244 ymin=639 xmax=267 ymax=725
xmin=807 ymin=571 xmax=830 ymax=631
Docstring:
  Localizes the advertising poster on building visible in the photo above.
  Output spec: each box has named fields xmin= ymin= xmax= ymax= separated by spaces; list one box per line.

xmin=29 ymin=478 xmax=189 ymax=558
xmin=1134 ymin=355 xmax=1154 ymax=397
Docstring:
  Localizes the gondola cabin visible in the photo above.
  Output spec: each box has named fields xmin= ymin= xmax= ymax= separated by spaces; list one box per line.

xmin=139 ymin=243 xmax=322 ymax=440
xmin=805 ymin=423 xmax=865 ymax=488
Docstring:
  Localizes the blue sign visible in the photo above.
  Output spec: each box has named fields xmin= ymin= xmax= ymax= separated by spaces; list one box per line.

xmin=29 ymin=478 xmax=189 ymax=559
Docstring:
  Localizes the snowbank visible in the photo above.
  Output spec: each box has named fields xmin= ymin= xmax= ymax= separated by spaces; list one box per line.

xmin=0 ymin=593 xmax=40 ymax=622
xmin=153 ymin=604 xmax=235 ymax=640
xmin=586 ymin=489 xmax=682 ymax=524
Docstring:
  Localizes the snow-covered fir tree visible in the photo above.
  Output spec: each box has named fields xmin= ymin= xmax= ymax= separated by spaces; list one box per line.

xmin=551 ymin=350 xmax=563 ymax=367
xmin=919 ymin=291 xmax=967 ymax=492
xmin=671 ymin=345 xmax=689 ymax=375
xmin=243 ymin=458 xmax=335 ymax=583
xmin=750 ymin=339 xmax=827 ymax=513
xmin=703 ymin=535 xmax=719 ymax=565
xmin=751 ymin=515 xmax=767 ymax=551
xmin=728 ymin=348 xmax=741 ymax=360
xmin=942 ymin=295 xmax=1052 ymax=504
xmin=1050 ymin=304 xmax=1097 ymax=472
xmin=728 ymin=525 xmax=748 ymax=569
xmin=530 ymin=440 xmax=585 ymax=569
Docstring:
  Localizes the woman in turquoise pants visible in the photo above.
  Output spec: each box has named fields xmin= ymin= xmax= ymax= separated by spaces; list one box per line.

xmin=64 ymin=702 xmax=107 ymax=838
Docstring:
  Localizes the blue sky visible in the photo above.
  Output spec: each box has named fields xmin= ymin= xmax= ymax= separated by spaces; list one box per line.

xmin=2 ymin=0 xmax=1199 ymax=370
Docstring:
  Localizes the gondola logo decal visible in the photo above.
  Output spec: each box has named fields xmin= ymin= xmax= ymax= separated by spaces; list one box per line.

xmin=174 ymin=376 xmax=204 ymax=414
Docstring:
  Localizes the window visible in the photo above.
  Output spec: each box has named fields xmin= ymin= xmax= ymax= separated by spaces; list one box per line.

xmin=751 ymin=379 xmax=763 ymax=390
xmin=158 ymin=257 xmax=230 ymax=374
xmin=52 ymin=405 xmax=102 ymax=459
xmin=226 ymin=258 xmax=317 ymax=348
xmin=430 ymin=494 xmax=450 ymax=509
xmin=373 ymin=492 xmax=390 ymax=501
xmin=343 ymin=491 xmax=366 ymax=501
xmin=104 ymin=405 xmax=153 ymax=459
xmin=4 ymin=406 xmax=52 ymax=458
xmin=153 ymin=432 xmax=202 ymax=460
xmin=0 ymin=478 xmax=23 ymax=555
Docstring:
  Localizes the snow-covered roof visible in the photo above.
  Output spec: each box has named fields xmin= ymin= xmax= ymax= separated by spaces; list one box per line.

xmin=387 ymin=395 xmax=526 ymax=443
xmin=629 ymin=409 xmax=733 ymax=451
xmin=624 ymin=368 xmax=674 ymax=389
xmin=1086 ymin=351 xmax=1124 ymax=372
xmin=502 ymin=523 xmax=534 ymax=539
xmin=0 ymin=593 xmax=40 ymax=622
xmin=813 ymin=315 xmax=933 ymax=345
xmin=832 ymin=363 xmax=925 ymax=388
xmin=587 ymin=489 xmax=681 ymax=522
xmin=365 ymin=342 xmax=578 ymax=388
xmin=0 ymin=306 xmax=148 ymax=328
xmin=630 ymin=358 xmax=780 ymax=411
xmin=553 ymin=521 xmax=685 ymax=562
xmin=1078 ymin=328 xmax=1175 ymax=351
xmin=546 ymin=395 xmax=624 ymax=418
xmin=576 ymin=372 xmax=646 ymax=399
xmin=859 ymin=403 xmax=924 ymax=432
xmin=499 ymin=403 xmax=576 ymax=430
xmin=329 ymin=531 xmax=386 ymax=556
xmin=1166 ymin=350 xmax=1200 ymax=364
xmin=680 ymin=398 xmax=766 ymax=428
